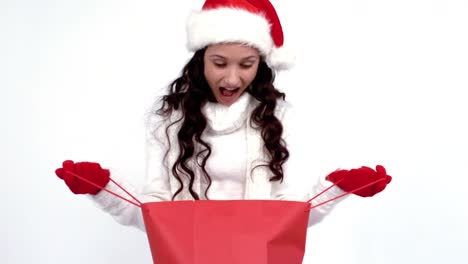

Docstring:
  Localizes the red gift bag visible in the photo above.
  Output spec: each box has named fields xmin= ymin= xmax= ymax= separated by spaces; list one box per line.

xmin=71 ymin=173 xmax=383 ymax=264
xmin=142 ymin=200 xmax=309 ymax=264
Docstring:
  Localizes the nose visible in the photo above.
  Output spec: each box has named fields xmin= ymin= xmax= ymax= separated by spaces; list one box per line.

xmin=224 ymin=67 xmax=241 ymax=87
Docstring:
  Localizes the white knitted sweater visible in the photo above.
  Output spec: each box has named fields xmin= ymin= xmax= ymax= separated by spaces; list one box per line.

xmin=92 ymin=93 xmax=346 ymax=231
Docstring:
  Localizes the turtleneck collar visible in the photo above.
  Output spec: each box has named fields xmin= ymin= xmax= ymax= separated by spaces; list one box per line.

xmin=202 ymin=92 xmax=252 ymax=135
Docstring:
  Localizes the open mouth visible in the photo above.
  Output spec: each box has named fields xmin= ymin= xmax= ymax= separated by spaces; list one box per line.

xmin=220 ymin=87 xmax=240 ymax=97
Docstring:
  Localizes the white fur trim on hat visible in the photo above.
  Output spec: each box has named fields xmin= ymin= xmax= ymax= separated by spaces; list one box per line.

xmin=186 ymin=8 xmax=273 ymax=56
xmin=186 ymin=7 xmax=295 ymax=70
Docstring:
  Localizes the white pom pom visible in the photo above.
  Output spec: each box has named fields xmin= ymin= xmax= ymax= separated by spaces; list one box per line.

xmin=266 ymin=45 xmax=296 ymax=71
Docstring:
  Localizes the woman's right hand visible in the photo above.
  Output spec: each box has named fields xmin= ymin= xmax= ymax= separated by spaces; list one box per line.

xmin=55 ymin=160 xmax=110 ymax=195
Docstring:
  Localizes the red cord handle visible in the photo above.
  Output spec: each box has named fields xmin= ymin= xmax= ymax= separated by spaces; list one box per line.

xmin=307 ymin=177 xmax=387 ymax=210
xmin=66 ymin=171 xmax=142 ymax=207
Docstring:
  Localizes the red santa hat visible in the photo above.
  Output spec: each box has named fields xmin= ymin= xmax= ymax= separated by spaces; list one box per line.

xmin=186 ymin=0 xmax=295 ymax=70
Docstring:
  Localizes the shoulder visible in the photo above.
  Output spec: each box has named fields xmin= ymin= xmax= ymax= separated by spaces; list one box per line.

xmin=275 ymin=97 xmax=294 ymax=120
xmin=247 ymin=95 xmax=294 ymax=121
xmin=145 ymin=97 xmax=183 ymax=145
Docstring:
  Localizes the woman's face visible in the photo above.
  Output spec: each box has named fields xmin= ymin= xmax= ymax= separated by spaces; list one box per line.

xmin=204 ymin=43 xmax=260 ymax=106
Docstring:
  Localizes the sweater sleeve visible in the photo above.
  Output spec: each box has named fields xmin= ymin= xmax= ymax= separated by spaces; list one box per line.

xmin=270 ymin=101 xmax=348 ymax=226
xmin=90 ymin=113 xmax=173 ymax=232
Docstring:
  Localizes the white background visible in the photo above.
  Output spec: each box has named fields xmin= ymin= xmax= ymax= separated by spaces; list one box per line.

xmin=2 ymin=0 xmax=467 ymax=263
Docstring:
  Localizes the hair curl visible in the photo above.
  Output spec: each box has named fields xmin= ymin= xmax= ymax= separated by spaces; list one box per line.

xmin=156 ymin=48 xmax=289 ymax=200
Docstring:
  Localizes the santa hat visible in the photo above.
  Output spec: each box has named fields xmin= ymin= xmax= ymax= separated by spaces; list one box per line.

xmin=186 ymin=0 xmax=295 ymax=70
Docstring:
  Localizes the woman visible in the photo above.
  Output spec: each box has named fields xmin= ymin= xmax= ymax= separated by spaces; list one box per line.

xmin=55 ymin=0 xmax=392 ymax=232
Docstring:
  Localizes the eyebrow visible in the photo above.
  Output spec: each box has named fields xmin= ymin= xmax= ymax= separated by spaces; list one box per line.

xmin=208 ymin=55 xmax=258 ymax=61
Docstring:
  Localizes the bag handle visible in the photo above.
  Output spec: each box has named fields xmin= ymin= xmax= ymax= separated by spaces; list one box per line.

xmin=67 ymin=171 xmax=385 ymax=210
xmin=66 ymin=171 xmax=142 ymax=208
xmin=307 ymin=177 xmax=387 ymax=210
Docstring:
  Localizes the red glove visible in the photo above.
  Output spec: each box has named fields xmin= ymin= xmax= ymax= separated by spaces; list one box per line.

xmin=325 ymin=165 xmax=392 ymax=197
xmin=55 ymin=160 xmax=110 ymax=195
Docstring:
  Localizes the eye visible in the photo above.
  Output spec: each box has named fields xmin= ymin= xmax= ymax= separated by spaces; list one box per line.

xmin=214 ymin=62 xmax=227 ymax=68
xmin=240 ymin=63 xmax=253 ymax=69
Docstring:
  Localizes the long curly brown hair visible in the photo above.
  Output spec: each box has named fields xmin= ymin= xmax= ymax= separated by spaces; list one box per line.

xmin=156 ymin=48 xmax=289 ymax=200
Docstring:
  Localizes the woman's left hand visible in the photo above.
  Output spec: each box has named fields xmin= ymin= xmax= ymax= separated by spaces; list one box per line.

xmin=325 ymin=165 xmax=392 ymax=197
